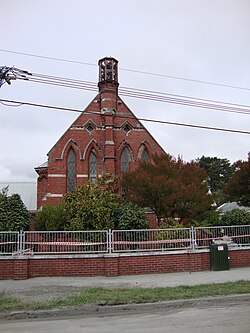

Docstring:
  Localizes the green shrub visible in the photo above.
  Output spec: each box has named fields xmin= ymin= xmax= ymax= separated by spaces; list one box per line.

xmin=0 ymin=187 xmax=31 ymax=231
xmin=113 ymin=203 xmax=148 ymax=230
xmin=64 ymin=176 xmax=119 ymax=231
xmin=191 ymin=210 xmax=220 ymax=227
xmin=34 ymin=203 xmax=68 ymax=231
xmin=220 ymin=209 xmax=250 ymax=226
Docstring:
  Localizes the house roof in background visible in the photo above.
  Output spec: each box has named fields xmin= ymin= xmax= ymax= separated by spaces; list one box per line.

xmin=0 ymin=182 xmax=37 ymax=211
xmin=217 ymin=202 xmax=250 ymax=214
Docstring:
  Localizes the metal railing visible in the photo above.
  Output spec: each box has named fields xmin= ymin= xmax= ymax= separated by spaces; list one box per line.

xmin=0 ymin=232 xmax=19 ymax=255
xmin=22 ymin=230 xmax=109 ymax=254
xmin=194 ymin=225 xmax=250 ymax=249
xmin=111 ymin=228 xmax=192 ymax=252
xmin=0 ymin=225 xmax=249 ymax=255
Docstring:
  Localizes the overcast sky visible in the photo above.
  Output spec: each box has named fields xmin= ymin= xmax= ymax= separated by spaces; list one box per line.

xmin=0 ymin=0 xmax=249 ymax=182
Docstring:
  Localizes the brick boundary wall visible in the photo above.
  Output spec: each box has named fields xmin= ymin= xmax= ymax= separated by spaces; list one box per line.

xmin=0 ymin=248 xmax=249 ymax=280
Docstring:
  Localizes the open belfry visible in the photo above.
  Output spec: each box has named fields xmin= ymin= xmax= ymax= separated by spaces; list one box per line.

xmin=35 ymin=57 xmax=166 ymax=209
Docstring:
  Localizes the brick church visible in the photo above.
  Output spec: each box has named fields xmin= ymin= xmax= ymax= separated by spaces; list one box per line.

xmin=35 ymin=57 xmax=166 ymax=209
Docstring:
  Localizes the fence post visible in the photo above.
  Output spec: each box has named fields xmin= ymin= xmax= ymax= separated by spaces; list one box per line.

xmin=191 ymin=227 xmax=196 ymax=251
xmin=108 ymin=229 xmax=112 ymax=254
xmin=19 ymin=230 xmax=23 ymax=255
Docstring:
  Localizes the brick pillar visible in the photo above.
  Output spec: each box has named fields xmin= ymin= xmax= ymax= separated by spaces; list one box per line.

xmin=13 ymin=258 xmax=29 ymax=280
xmin=104 ymin=255 xmax=119 ymax=276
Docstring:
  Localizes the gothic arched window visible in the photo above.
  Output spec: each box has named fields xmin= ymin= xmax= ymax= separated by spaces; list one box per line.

xmin=142 ymin=148 xmax=149 ymax=162
xmin=89 ymin=151 xmax=97 ymax=182
xmin=67 ymin=148 xmax=76 ymax=192
xmin=121 ymin=146 xmax=130 ymax=172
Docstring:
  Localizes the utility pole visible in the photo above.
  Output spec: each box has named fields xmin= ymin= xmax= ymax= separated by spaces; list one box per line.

xmin=0 ymin=66 xmax=16 ymax=87
xmin=0 ymin=66 xmax=31 ymax=88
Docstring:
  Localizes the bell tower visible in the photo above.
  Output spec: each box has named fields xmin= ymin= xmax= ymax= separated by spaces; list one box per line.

xmin=98 ymin=57 xmax=119 ymax=92
xmin=98 ymin=57 xmax=119 ymax=175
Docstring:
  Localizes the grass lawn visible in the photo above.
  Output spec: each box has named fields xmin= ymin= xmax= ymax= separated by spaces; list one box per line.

xmin=0 ymin=280 xmax=249 ymax=312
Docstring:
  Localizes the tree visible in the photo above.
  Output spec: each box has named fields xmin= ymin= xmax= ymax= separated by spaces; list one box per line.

xmin=113 ymin=203 xmax=148 ymax=230
xmin=220 ymin=209 xmax=250 ymax=226
xmin=64 ymin=175 xmax=120 ymax=230
xmin=224 ymin=157 xmax=250 ymax=207
xmin=34 ymin=203 xmax=68 ymax=231
xmin=197 ymin=156 xmax=234 ymax=207
xmin=122 ymin=154 xmax=212 ymax=223
xmin=0 ymin=187 xmax=31 ymax=231
xmin=191 ymin=210 xmax=221 ymax=227
xmin=197 ymin=156 xmax=233 ymax=192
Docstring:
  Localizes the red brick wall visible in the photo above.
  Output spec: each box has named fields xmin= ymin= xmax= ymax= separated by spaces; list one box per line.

xmin=13 ymin=258 xmax=29 ymax=280
xmin=1 ymin=248 xmax=249 ymax=280
xmin=118 ymin=252 xmax=210 ymax=275
xmin=0 ymin=259 xmax=14 ymax=279
xmin=29 ymin=257 xmax=105 ymax=277
xmin=36 ymin=90 xmax=166 ymax=209
xmin=229 ymin=248 xmax=250 ymax=267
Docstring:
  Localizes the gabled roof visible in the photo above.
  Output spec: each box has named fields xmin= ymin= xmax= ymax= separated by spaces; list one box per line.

xmin=217 ymin=202 xmax=250 ymax=214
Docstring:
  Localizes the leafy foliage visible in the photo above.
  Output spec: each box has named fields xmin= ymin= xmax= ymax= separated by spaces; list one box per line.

xmin=113 ymin=203 xmax=148 ymax=230
xmin=158 ymin=217 xmax=185 ymax=229
xmin=197 ymin=156 xmax=233 ymax=193
xmin=220 ymin=209 xmax=250 ymax=226
xmin=211 ymin=190 xmax=226 ymax=208
xmin=224 ymin=158 xmax=250 ymax=206
xmin=34 ymin=203 xmax=68 ymax=231
xmin=191 ymin=210 xmax=221 ymax=227
xmin=0 ymin=187 xmax=31 ymax=231
xmin=122 ymin=154 xmax=212 ymax=222
xmin=34 ymin=176 xmax=151 ymax=231
xmin=64 ymin=175 xmax=120 ymax=230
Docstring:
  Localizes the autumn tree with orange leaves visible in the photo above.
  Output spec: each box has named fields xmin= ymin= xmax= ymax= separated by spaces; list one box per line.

xmin=122 ymin=154 xmax=212 ymax=223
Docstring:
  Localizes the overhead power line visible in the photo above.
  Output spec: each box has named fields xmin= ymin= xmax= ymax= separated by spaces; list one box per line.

xmin=0 ymin=49 xmax=96 ymax=67
xmin=12 ymin=69 xmax=250 ymax=116
xmin=1 ymin=98 xmax=249 ymax=135
xmin=1 ymin=48 xmax=250 ymax=91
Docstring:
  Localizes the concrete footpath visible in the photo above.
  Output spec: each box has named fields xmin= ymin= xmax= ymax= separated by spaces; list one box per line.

xmin=0 ymin=267 xmax=250 ymax=303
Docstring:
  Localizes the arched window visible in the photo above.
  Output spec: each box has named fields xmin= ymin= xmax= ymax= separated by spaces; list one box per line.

xmin=142 ymin=148 xmax=149 ymax=162
xmin=121 ymin=146 xmax=130 ymax=172
xmin=89 ymin=151 xmax=97 ymax=182
xmin=67 ymin=148 xmax=76 ymax=192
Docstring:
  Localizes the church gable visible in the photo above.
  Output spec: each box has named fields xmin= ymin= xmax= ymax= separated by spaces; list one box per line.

xmin=36 ymin=57 xmax=166 ymax=208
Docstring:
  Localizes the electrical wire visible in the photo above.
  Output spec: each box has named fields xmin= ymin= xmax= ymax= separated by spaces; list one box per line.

xmin=0 ymin=49 xmax=96 ymax=67
xmin=0 ymin=100 xmax=24 ymax=107
xmin=14 ymin=70 xmax=250 ymax=116
xmin=1 ymin=98 xmax=249 ymax=135
xmin=1 ymin=48 xmax=250 ymax=91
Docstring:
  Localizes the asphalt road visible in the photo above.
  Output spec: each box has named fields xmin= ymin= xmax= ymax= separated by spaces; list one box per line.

xmin=1 ymin=296 xmax=250 ymax=333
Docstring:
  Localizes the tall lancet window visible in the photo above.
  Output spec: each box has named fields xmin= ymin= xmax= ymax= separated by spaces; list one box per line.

xmin=89 ymin=151 xmax=97 ymax=182
xmin=142 ymin=148 xmax=149 ymax=162
xmin=67 ymin=148 xmax=76 ymax=192
xmin=121 ymin=147 xmax=130 ymax=172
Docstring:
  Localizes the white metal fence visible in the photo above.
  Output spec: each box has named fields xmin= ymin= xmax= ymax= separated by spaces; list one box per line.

xmin=0 ymin=225 xmax=249 ymax=255
xmin=0 ymin=232 xmax=20 ymax=255
xmin=22 ymin=230 xmax=108 ymax=254
xmin=194 ymin=225 xmax=250 ymax=249
xmin=111 ymin=228 xmax=192 ymax=252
